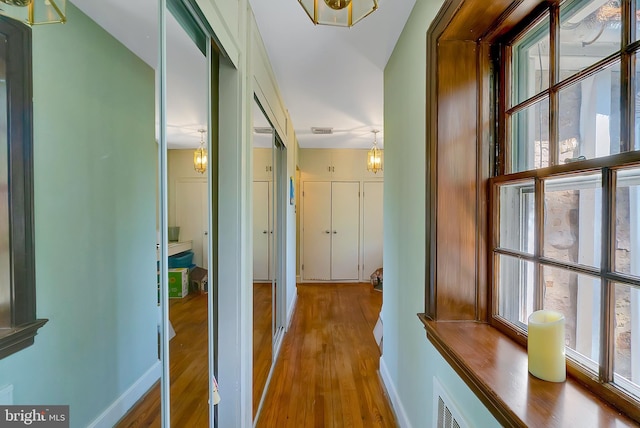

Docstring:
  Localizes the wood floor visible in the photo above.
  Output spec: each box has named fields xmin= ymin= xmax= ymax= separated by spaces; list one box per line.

xmin=116 ymin=292 xmax=210 ymax=427
xmin=256 ymin=283 xmax=397 ymax=428
xmin=117 ymin=282 xmax=396 ymax=428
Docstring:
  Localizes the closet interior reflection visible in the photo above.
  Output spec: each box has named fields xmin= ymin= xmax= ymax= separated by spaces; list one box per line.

xmin=253 ymin=96 xmax=286 ymax=418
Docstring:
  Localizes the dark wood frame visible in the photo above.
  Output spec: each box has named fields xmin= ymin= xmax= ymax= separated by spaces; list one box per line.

xmin=420 ymin=0 xmax=640 ymax=424
xmin=0 ymin=15 xmax=47 ymax=360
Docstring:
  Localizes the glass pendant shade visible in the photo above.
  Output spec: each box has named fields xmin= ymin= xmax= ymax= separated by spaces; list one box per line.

xmin=367 ymin=130 xmax=382 ymax=174
xmin=367 ymin=145 xmax=382 ymax=174
xmin=194 ymin=147 xmax=207 ymax=174
xmin=298 ymin=0 xmax=377 ymax=27
xmin=193 ymin=129 xmax=207 ymax=174
xmin=0 ymin=0 xmax=66 ymax=24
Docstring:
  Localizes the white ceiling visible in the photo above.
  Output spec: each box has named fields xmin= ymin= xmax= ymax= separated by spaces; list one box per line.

xmin=72 ymin=0 xmax=415 ymax=149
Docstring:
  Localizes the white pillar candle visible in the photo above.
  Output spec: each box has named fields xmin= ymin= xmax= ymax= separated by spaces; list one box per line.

xmin=528 ymin=309 xmax=566 ymax=382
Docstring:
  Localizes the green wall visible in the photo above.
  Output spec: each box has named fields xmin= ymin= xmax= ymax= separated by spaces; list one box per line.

xmin=0 ymin=4 xmax=158 ymax=427
xmin=382 ymin=2 xmax=500 ymax=426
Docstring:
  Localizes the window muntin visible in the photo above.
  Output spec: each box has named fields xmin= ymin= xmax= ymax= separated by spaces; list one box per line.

xmin=495 ymin=0 xmax=640 ymax=415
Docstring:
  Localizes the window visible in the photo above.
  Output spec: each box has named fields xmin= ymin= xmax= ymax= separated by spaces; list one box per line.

xmin=0 ymin=16 xmax=46 ymax=359
xmin=492 ymin=0 xmax=640 ymax=413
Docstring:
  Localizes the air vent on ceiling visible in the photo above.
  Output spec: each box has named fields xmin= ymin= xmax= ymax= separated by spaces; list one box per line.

xmin=433 ymin=377 xmax=469 ymax=428
xmin=254 ymin=127 xmax=273 ymax=134
xmin=311 ymin=127 xmax=333 ymax=135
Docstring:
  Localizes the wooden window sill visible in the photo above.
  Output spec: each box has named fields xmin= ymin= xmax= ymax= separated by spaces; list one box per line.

xmin=0 ymin=319 xmax=48 ymax=360
xmin=418 ymin=315 xmax=637 ymax=427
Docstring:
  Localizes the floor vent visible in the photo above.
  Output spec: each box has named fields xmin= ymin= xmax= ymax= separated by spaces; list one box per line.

xmin=433 ymin=377 xmax=469 ymax=428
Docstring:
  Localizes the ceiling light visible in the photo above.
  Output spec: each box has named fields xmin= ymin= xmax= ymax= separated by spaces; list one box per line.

xmin=194 ymin=129 xmax=207 ymax=174
xmin=298 ymin=0 xmax=378 ymax=27
xmin=367 ymin=130 xmax=382 ymax=174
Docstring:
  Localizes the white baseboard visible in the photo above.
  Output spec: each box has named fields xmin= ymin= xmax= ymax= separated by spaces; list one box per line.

xmin=379 ymin=356 xmax=412 ymax=428
xmin=296 ymin=275 xmax=301 ymax=283
xmin=88 ymin=360 xmax=161 ymax=428
xmin=286 ymin=291 xmax=298 ymax=330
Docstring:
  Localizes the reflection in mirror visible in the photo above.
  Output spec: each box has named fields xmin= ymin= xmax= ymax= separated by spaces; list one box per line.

xmin=253 ymin=97 xmax=273 ymax=418
xmin=164 ymin=3 xmax=210 ymax=426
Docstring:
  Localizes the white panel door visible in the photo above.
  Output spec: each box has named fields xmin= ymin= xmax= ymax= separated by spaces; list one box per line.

xmin=176 ymin=180 xmax=206 ymax=267
xmin=363 ymin=182 xmax=383 ymax=280
xmin=302 ymin=181 xmax=331 ymax=280
xmin=253 ymin=181 xmax=270 ymax=281
xmin=331 ymin=182 xmax=360 ymax=280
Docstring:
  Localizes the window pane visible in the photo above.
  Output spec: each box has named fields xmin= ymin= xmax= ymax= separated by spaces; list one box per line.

xmin=498 ymin=180 xmax=535 ymax=254
xmin=542 ymin=265 xmax=601 ymax=370
xmin=512 ymin=15 xmax=550 ymax=106
xmin=635 ymin=53 xmax=640 ymax=151
xmin=0 ymin=33 xmax=8 ymax=328
xmin=558 ymin=62 xmax=621 ymax=163
xmin=616 ymin=167 xmax=640 ymax=276
xmin=613 ymin=283 xmax=640 ymax=399
xmin=560 ymin=0 xmax=621 ymax=77
xmin=543 ymin=173 xmax=602 ymax=268
xmin=498 ymin=254 xmax=535 ymax=327
xmin=510 ymin=98 xmax=549 ymax=172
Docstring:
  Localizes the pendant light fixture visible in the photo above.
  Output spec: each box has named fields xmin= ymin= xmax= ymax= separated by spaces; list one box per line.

xmin=367 ymin=130 xmax=383 ymax=174
xmin=193 ymin=129 xmax=207 ymax=174
xmin=0 ymin=0 xmax=67 ymax=25
xmin=298 ymin=0 xmax=378 ymax=27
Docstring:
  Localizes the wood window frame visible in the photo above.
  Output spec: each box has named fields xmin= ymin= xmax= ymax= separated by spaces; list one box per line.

xmin=0 ymin=16 xmax=47 ymax=360
xmin=419 ymin=0 xmax=640 ymax=425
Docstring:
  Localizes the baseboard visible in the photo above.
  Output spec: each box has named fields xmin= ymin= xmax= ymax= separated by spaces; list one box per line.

xmin=88 ymin=360 xmax=161 ymax=428
xmin=296 ymin=275 xmax=301 ymax=283
xmin=379 ymin=356 xmax=412 ymax=428
xmin=286 ymin=291 xmax=298 ymax=330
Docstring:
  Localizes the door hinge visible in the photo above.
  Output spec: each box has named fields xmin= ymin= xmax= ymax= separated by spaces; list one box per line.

xmin=302 ymin=264 xmax=304 ymax=270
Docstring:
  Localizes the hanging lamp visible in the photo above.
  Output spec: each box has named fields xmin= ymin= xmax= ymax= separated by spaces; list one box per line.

xmin=193 ymin=129 xmax=207 ymax=174
xmin=298 ymin=0 xmax=378 ymax=27
xmin=0 ymin=0 xmax=67 ymax=25
xmin=367 ymin=130 xmax=383 ymax=174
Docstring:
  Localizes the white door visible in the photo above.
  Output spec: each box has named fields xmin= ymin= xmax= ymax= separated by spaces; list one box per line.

xmin=253 ymin=181 xmax=270 ymax=281
xmin=176 ymin=180 xmax=207 ymax=268
xmin=363 ymin=182 xmax=383 ymax=280
xmin=331 ymin=182 xmax=360 ymax=280
xmin=302 ymin=181 xmax=331 ymax=280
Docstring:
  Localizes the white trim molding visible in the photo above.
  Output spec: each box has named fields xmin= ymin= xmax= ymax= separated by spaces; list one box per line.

xmin=87 ymin=361 xmax=161 ymax=428
xmin=379 ymin=356 xmax=412 ymax=428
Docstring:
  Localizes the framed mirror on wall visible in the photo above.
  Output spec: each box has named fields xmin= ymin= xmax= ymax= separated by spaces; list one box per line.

xmin=0 ymin=14 xmax=47 ymax=360
xmin=252 ymin=96 xmax=287 ymax=420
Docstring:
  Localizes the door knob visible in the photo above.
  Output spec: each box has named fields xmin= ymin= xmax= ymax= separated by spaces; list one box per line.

xmin=333 ymin=231 xmax=337 ymax=234
xmin=324 ymin=230 xmax=330 ymax=234
xmin=263 ymin=230 xmax=268 ymax=234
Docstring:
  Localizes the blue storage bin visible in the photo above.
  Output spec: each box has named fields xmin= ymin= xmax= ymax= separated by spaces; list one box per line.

xmin=168 ymin=250 xmax=194 ymax=268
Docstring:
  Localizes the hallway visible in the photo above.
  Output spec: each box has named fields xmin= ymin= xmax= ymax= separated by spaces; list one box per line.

xmin=256 ymin=283 xmax=397 ymax=428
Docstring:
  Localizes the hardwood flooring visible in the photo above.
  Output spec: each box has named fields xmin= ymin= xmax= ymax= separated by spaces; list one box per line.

xmin=117 ymin=282 xmax=396 ymax=428
xmin=253 ymin=282 xmax=273 ymax=417
xmin=116 ymin=292 xmax=209 ymax=427
xmin=255 ymin=283 xmax=397 ymax=428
